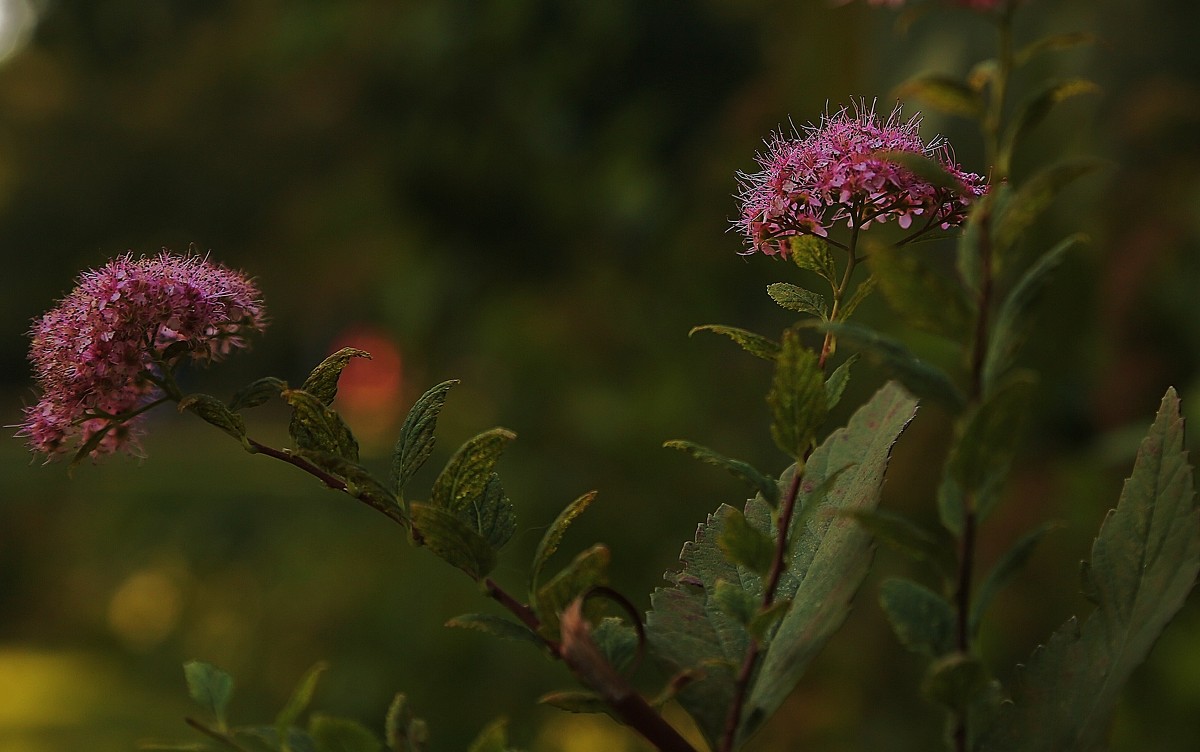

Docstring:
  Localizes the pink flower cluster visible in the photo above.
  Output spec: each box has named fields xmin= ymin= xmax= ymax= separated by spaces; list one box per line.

xmin=736 ymin=103 xmax=987 ymax=255
xmin=19 ymin=252 xmax=266 ymax=459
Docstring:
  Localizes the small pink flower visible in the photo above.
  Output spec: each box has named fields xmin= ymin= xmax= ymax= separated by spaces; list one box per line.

xmin=18 ymin=251 xmax=266 ymax=460
xmin=736 ymin=102 xmax=987 ymax=255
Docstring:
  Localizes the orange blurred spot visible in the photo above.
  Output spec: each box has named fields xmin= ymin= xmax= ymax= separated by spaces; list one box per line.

xmin=330 ymin=326 xmax=404 ymax=452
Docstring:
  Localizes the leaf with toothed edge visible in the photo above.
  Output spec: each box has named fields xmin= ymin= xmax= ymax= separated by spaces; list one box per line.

xmin=531 ymin=490 xmax=598 ymax=596
xmin=689 ymin=324 xmax=780 ymax=361
xmin=392 ymin=380 xmax=458 ymax=494
xmin=300 ymin=347 xmax=372 ymax=405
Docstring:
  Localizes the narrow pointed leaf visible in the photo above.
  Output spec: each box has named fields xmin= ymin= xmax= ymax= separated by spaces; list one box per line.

xmin=766 ymin=283 xmax=827 ymax=318
xmin=836 ymin=276 xmax=877 ymax=322
xmin=300 ymin=348 xmax=372 ymax=405
xmin=689 ymin=324 xmax=780 ymax=361
xmin=979 ymin=389 xmax=1200 ymax=751
xmin=868 ymin=244 xmax=974 ymax=340
xmin=445 ymin=613 xmax=543 ymax=648
xmin=824 ymin=353 xmax=859 ymax=410
xmin=844 ymin=508 xmax=957 ymax=576
xmin=663 ymin=440 xmax=778 ymax=505
xmin=538 ymin=690 xmax=612 ymax=716
xmin=879 ymin=578 xmax=956 ymax=657
xmin=410 ymin=503 xmax=497 ymax=580
xmin=970 ymin=522 xmax=1059 ymax=636
xmin=813 ymin=321 xmax=965 ymax=410
xmin=229 ymin=376 xmax=288 ymax=410
xmin=1016 ymin=31 xmax=1096 ymax=66
xmin=391 ymin=380 xmax=458 ymax=494
xmin=179 ymin=393 xmax=247 ymax=442
xmin=994 ymin=161 xmax=1101 ymax=255
xmin=466 ymin=719 xmax=511 ymax=752
xmin=531 ymin=490 xmax=598 ymax=594
xmin=1004 ymin=78 xmax=1100 ymax=158
xmin=768 ymin=329 xmax=828 ymax=458
xmin=276 ymin=662 xmax=328 ymax=752
xmin=384 ymin=694 xmax=428 ymax=752
xmin=893 ymin=74 xmax=985 ymax=119
xmin=309 ymin=714 xmax=382 ymax=752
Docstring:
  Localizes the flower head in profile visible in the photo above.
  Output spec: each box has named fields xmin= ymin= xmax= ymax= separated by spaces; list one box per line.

xmin=736 ymin=102 xmax=988 ymax=256
xmin=19 ymin=251 xmax=266 ymax=460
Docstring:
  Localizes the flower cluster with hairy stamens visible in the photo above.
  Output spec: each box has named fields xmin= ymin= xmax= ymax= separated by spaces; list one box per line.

xmin=736 ymin=103 xmax=988 ymax=256
xmin=19 ymin=252 xmax=267 ymax=460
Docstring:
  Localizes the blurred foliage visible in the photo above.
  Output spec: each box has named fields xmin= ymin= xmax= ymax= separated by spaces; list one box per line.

xmin=1 ymin=0 xmax=1198 ymax=750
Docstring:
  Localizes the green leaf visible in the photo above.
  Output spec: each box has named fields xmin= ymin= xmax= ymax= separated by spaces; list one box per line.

xmin=979 ymin=389 xmax=1200 ymax=752
xmin=893 ymin=74 xmax=985 ymax=119
xmin=717 ymin=507 xmax=776 ymax=576
xmin=431 ymin=428 xmax=515 ymax=512
xmin=646 ymin=383 xmax=919 ymax=747
xmin=284 ymin=389 xmax=359 ymax=462
xmin=812 ymin=321 xmax=965 ymax=411
xmin=970 ymin=522 xmax=1058 ymax=636
xmin=1015 ymin=31 xmax=1097 ymax=67
xmin=444 ymin=613 xmax=543 ymax=648
xmin=922 ymin=653 xmax=989 ymax=715
xmin=229 ymin=376 xmax=288 ymax=410
xmin=293 ymin=450 xmax=400 ymax=509
xmin=466 ymin=719 xmax=512 ymax=752
xmin=867 ymin=243 xmax=974 ymax=341
xmin=534 ymin=543 xmax=610 ymax=637
xmin=767 ymin=329 xmax=828 ymax=458
xmin=844 ymin=508 xmax=957 ymax=576
xmin=234 ymin=725 xmax=318 ymax=752
xmin=538 ymin=690 xmax=611 ymax=716
xmin=384 ymin=694 xmax=427 ymax=752
xmin=179 ymin=393 xmax=247 ymax=443
xmin=824 ymin=353 xmax=859 ymax=411
xmin=836 ymin=276 xmax=877 ymax=322
xmin=879 ymin=578 xmax=956 ymax=657
xmin=468 ymin=474 xmax=517 ymax=550
xmin=956 ymin=191 xmax=992 ymax=296
xmin=713 ymin=579 xmax=760 ymax=626
xmin=984 ymin=236 xmax=1083 ymax=391
xmin=766 ymin=282 xmax=827 ymax=318
xmin=531 ymin=490 xmax=598 ymax=595
xmin=391 ymin=380 xmax=458 ymax=494
xmin=410 ymin=503 xmax=497 ymax=580
xmin=787 ymin=235 xmax=837 ymax=283
xmin=937 ymin=375 xmax=1036 ymax=534
xmin=689 ymin=324 xmax=780 ymax=361
xmin=663 ymin=440 xmax=779 ymax=505
xmin=276 ymin=662 xmax=328 ymax=752
xmin=300 ymin=348 xmax=372 ymax=405
xmin=876 ymin=149 xmax=973 ymax=193
xmin=993 ymin=160 xmax=1101 ymax=255
xmin=1002 ymin=78 xmax=1100 ymax=164
xmin=592 ymin=617 xmax=639 ymax=673
xmin=309 ymin=714 xmax=382 ymax=752
xmin=183 ymin=661 xmax=234 ymax=731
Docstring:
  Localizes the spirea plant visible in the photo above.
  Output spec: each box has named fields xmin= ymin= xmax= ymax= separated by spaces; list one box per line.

xmin=17 ymin=1 xmax=1198 ymax=751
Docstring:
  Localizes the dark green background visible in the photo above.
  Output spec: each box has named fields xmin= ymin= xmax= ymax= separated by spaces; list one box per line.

xmin=2 ymin=1 xmax=1198 ymax=749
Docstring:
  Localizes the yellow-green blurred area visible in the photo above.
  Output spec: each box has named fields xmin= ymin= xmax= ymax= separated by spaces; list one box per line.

xmin=2 ymin=0 xmax=1199 ymax=749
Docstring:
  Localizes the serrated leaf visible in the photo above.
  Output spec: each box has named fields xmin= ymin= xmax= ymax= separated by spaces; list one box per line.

xmin=713 ymin=579 xmax=760 ymax=626
xmin=970 ymin=522 xmax=1058 ymax=636
xmin=284 ymin=389 xmax=359 ymax=461
xmin=301 ymin=348 xmax=372 ymax=405
xmin=276 ymin=662 xmax=328 ymax=752
xmin=309 ymin=714 xmax=382 ymax=752
xmin=445 ymin=613 xmax=543 ymax=648
xmin=391 ymin=380 xmax=458 ymax=494
xmin=984 ymin=236 xmax=1083 ymax=390
xmin=879 ymin=578 xmax=956 ymax=657
xmin=465 ymin=474 xmax=517 ymax=550
xmin=431 ymin=428 xmax=515 ymax=512
xmin=531 ymin=490 xmax=598 ymax=595
xmin=812 ymin=321 xmax=965 ymax=411
xmin=979 ymin=389 xmax=1200 ymax=752
xmin=994 ymin=160 xmax=1100 ymax=255
xmin=844 ymin=508 xmax=957 ymax=576
xmin=664 ymin=440 xmax=778 ymax=505
xmin=824 ymin=353 xmax=859 ymax=411
xmin=179 ymin=393 xmax=247 ymax=442
xmin=1003 ymin=78 xmax=1100 ymax=164
xmin=867 ymin=244 xmax=974 ymax=341
xmin=410 ymin=503 xmax=497 ymax=580
xmin=647 ymin=383 xmax=918 ymax=747
xmin=535 ymin=544 xmax=610 ymax=637
xmin=229 ymin=376 xmax=288 ymax=410
xmin=768 ymin=329 xmax=828 ymax=458
xmin=183 ymin=661 xmax=234 ymax=731
xmin=717 ymin=507 xmax=776 ymax=576
xmin=938 ymin=375 xmax=1036 ymax=533
xmin=787 ymin=235 xmax=838 ymax=283
xmin=893 ymin=74 xmax=985 ymax=119
xmin=766 ymin=282 xmax=827 ymax=318
xmin=689 ymin=324 xmax=780 ymax=361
